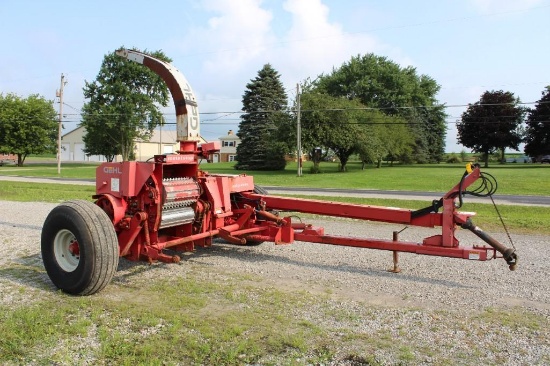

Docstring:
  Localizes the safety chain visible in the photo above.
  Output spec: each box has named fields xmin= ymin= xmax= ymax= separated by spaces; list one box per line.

xmin=489 ymin=194 xmax=516 ymax=250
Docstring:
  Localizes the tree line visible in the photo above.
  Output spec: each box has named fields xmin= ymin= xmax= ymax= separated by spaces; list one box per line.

xmin=236 ymin=54 xmax=447 ymax=172
xmin=0 ymin=48 xmax=548 ymax=168
xmin=236 ymin=57 xmax=549 ymax=171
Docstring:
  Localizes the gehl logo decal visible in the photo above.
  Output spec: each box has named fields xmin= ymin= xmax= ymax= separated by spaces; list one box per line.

xmin=103 ymin=166 xmax=122 ymax=174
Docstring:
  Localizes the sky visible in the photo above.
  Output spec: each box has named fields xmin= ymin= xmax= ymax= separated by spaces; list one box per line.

xmin=1 ymin=0 xmax=549 ymax=152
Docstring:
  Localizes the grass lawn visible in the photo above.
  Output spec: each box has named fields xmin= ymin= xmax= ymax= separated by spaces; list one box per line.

xmin=0 ymin=181 xmax=95 ymax=202
xmin=1 ymin=160 xmax=550 ymax=196
xmin=0 ymin=163 xmax=98 ymax=179
xmin=201 ymin=161 xmax=550 ymax=196
xmin=1 ymin=160 xmax=549 ymax=234
xmin=0 ymin=180 xmax=548 ymax=235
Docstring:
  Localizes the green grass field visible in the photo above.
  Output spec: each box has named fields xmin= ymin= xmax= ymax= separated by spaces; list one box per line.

xmin=2 ymin=160 xmax=550 ymax=195
xmin=1 ymin=160 xmax=549 ymax=234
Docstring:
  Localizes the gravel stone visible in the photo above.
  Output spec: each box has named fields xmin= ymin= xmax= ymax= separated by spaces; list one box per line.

xmin=1 ymin=200 xmax=549 ymax=365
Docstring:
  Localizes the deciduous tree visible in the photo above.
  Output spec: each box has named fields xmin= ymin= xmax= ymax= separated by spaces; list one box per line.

xmin=314 ymin=54 xmax=446 ymax=163
xmin=81 ymin=47 xmax=170 ymax=161
xmin=297 ymin=93 xmax=362 ymax=172
xmin=524 ymin=86 xmax=550 ymax=158
xmin=0 ymin=93 xmax=57 ymax=166
xmin=360 ymin=117 xmax=414 ymax=168
xmin=457 ymin=90 xmax=525 ymax=167
xmin=299 ymin=92 xmax=409 ymax=172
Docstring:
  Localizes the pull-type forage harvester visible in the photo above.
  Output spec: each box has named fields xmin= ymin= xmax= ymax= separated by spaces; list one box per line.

xmin=41 ymin=49 xmax=518 ymax=295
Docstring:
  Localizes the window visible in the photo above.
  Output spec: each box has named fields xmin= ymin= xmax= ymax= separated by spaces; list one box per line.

xmin=223 ymin=141 xmax=235 ymax=147
xmin=229 ymin=155 xmax=236 ymax=162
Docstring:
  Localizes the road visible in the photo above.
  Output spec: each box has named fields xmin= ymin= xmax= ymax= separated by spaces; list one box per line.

xmin=1 ymin=175 xmax=548 ymax=207
xmin=262 ymin=185 xmax=550 ymax=207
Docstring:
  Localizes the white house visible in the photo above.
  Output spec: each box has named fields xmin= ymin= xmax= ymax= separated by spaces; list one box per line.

xmin=207 ymin=129 xmax=306 ymax=163
xmin=214 ymin=130 xmax=240 ymax=162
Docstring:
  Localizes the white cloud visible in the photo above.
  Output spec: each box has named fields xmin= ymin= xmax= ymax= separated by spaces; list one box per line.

xmin=177 ymin=0 xmax=393 ymax=87
xmin=172 ymin=0 xmax=406 ymax=121
xmin=271 ymin=0 xmax=381 ymax=86
xmin=194 ymin=0 xmax=275 ymax=73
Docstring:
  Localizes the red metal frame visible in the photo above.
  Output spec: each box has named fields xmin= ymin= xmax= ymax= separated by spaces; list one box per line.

xmin=93 ymin=49 xmax=517 ymax=271
xmin=236 ymin=166 xmax=514 ymax=266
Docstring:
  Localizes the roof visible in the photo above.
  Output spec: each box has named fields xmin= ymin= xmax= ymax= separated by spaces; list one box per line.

xmin=61 ymin=125 xmax=84 ymax=138
xmin=63 ymin=126 xmax=208 ymax=144
xmin=218 ymin=130 xmax=240 ymax=141
xmin=145 ymin=129 xmax=177 ymax=143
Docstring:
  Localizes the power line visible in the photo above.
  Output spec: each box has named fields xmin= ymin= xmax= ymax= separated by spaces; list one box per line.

xmin=9 ymin=100 xmax=550 ymax=121
xmin=57 ymin=99 xmax=548 ymax=118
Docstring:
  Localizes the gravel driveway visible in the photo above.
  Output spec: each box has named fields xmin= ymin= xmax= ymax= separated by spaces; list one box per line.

xmin=1 ymin=200 xmax=549 ymax=365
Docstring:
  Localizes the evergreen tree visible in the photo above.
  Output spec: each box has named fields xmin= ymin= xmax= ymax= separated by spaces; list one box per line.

xmin=524 ymin=86 xmax=550 ymax=158
xmin=235 ymin=64 xmax=289 ymax=170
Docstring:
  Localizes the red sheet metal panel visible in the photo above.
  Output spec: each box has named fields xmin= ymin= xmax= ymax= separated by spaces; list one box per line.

xmin=243 ymin=193 xmax=413 ymax=224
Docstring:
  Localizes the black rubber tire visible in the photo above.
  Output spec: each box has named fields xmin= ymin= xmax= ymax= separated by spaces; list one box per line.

xmin=253 ymin=185 xmax=269 ymax=195
xmin=41 ymin=200 xmax=119 ymax=295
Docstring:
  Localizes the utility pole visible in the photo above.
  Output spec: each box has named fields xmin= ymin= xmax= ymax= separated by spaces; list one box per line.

xmin=296 ymin=83 xmax=302 ymax=177
xmin=56 ymin=74 xmax=67 ymax=174
xmin=159 ymin=124 xmax=162 ymax=155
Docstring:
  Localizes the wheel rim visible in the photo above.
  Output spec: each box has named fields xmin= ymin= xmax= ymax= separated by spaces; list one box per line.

xmin=53 ymin=229 xmax=80 ymax=272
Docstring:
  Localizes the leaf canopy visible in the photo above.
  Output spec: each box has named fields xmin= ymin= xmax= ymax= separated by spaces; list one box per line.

xmin=0 ymin=93 xmax=57 ymax=165
xmin=81 ymin=47 xmax=171 ymax=161
xmin=457 ymin=90 xmax=525 ymax=167
xmin=313 ymin=53 xmax=446 ymax=163
xmin=524 ymin=86 xmax=550 ymax=157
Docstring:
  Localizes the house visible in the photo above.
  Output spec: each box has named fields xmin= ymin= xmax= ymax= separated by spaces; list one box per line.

xmin=61 ymin=126 xmax=208 ymax=162
xmin=134 ymin=129 xmax=179 ymax=161
xmin=208 ymin=129 xmax=308 ymax=164
xmin=214 ymin=130 xmax=240 ymax=163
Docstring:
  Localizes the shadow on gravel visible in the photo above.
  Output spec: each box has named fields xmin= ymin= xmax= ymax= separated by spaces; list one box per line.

xmin=0 ymin=253 xmax=55 ymax=292
xmin=189 ymin=242 xmax=474 ymax=289
xmin=112 ymin=258 xmax=165 ymax=284
xmin=95 ymin=240 xmax=474 ymax=290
